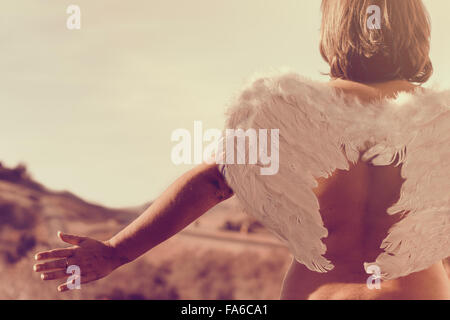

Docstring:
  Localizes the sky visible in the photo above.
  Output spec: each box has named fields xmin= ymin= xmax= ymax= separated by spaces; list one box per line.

xmin=1 ymin=0 xmax=449 ymax=208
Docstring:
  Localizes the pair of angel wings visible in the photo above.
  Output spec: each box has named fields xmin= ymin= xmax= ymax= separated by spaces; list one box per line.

xmin=219 ymin=72 xmax=450 ymax=280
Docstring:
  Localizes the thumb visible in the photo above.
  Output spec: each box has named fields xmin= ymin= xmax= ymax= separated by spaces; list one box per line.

xmin=58 ymin=231 xmax=86 ymax=246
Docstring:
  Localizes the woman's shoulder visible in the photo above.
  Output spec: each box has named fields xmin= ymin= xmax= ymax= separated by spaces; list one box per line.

xmin=226 ymin=69 xmax=450 ymax=132
xmin=235 ymin=69 xmax=450 ymax=105
xmin=225 ymin=70 xmax=340 ymax=128
xmin=234 ymin=70 xmax=332 ymax=99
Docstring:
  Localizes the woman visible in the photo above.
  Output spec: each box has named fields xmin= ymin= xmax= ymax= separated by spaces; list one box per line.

xmin=33 ymin=0 xmax=450 ymax=299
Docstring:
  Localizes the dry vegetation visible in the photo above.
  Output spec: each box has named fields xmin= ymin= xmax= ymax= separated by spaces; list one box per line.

xmin=0 ymin=163 xmax=291 ymax=300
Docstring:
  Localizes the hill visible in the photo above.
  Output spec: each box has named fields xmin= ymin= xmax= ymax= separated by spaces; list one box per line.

xmin=0 ymin=163 xmax=290 ymax=299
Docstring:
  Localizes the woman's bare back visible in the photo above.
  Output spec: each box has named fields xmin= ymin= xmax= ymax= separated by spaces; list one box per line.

xmin=280 ymin=79 xmax=450 ymax=300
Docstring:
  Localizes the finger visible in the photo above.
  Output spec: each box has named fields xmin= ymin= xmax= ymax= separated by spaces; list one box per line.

xmin=41 ymin=270 xmax=68 ymax=281
xmin=34 ymin=259 xmax=67 ymax=272
xmin=35 ymin=248 xmax=74 ymax=261
xmin=57 ymin=283 xmax=70 ymax=292
xmin=57 ymin=280 xmax=82 ymax=292
xmin=58 ymin=231 xmax=86 ymax=246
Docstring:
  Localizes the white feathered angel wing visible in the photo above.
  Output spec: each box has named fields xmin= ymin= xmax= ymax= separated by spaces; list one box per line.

xmin=361 ymin=87 xmax=450 ymax=279
xmin=220 ymin=71 xmax=450 ymax=279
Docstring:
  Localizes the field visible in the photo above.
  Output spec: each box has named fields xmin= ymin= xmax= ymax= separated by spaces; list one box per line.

xmin=0 ymin=163 xmax=291 ymax=299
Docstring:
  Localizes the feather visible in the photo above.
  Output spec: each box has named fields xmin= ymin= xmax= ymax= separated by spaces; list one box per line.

xmin=220 ymin=70 xmax=450 ymax=279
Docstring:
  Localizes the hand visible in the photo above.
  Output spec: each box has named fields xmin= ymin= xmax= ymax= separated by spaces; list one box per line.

xmin=33 ymin=231 xmax=124 ymax=292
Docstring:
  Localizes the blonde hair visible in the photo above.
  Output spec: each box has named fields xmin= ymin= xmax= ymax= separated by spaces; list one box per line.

xmin=320 ymin=0 xmax=433 ymax=83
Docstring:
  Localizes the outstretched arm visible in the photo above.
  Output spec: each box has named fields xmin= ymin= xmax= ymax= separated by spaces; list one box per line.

xmin=109 ymin=162 xmax=233 ymax=262
xmin=33 ymin=163 xmax=233 ymax=292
